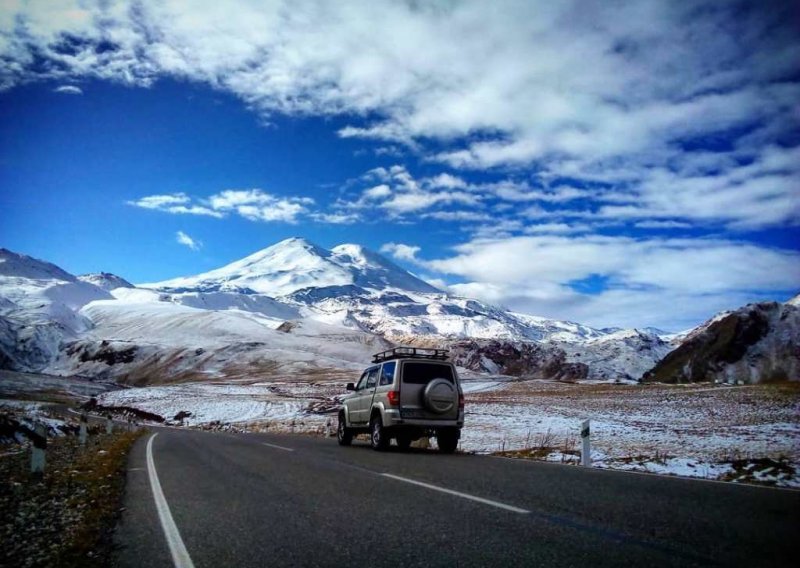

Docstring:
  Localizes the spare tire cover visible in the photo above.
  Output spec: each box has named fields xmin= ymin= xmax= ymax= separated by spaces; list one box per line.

xmin=422 ymin=378 xmax=456 ymax=414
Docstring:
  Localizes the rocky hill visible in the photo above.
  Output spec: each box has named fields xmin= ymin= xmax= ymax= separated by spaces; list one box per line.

xmin=643 ymin=299 xmax=799 ymax=383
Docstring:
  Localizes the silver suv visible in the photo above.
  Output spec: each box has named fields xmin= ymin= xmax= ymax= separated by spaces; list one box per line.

xmin=337 ymin=347 xmax=464 ymax=453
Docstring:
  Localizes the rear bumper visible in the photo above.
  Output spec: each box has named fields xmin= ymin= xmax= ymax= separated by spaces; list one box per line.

xmin=383 ymin=408 xmax=463 ymax=429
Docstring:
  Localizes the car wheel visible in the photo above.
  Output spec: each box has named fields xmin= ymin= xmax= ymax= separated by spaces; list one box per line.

xmin=370 ymin=415 xmax=389 ymax=451
xmin=437 ymin=429 xmax=459 ymax=453
xmin=337 ymin=413 xmax=353 ymax=446
xmin=395 ymin=434 xmax=412 ymax=451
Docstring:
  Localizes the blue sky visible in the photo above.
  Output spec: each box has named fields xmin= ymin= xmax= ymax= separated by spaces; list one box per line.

xmin=1 ymin=1 xmax=798 ymax=330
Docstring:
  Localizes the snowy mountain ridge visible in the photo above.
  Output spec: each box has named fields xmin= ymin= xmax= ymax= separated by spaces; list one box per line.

xmin=0 ymin=240 xmax=681 ymax=381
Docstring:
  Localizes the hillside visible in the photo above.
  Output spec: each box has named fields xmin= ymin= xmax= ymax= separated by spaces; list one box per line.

xmin=643 ymin=300 xmax=799 ymax=383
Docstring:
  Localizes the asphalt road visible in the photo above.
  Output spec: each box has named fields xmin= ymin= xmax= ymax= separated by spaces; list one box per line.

xmin=115 ymin=429 xmax=799 ymax=567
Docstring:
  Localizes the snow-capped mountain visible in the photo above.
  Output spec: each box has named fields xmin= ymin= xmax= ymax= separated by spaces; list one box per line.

xmin=143 ymin=237 xmax=439 ymax=296
xmin=141 ymin=237 xmax=604 ymax=344
xmin=0 ymin=240 xmax=680 ymax=381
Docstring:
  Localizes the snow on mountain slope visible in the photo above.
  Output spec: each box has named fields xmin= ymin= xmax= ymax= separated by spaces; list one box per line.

xmin=561 ymin=329 xmax=674 ymax=381
xmin=0 ymin=249 xmax=110 ymax=371
xmin=51 ymin=298 xmax=390 ymax=383
xmin=78 ymin=272 xmax=134 ymax=291
xmin=329 ymin=243 xmax=440 ymax=293
xmin=0 ymin=248 xmax=76 ymax=281
xmin=509 ymin=312 xmax=606 ymax=343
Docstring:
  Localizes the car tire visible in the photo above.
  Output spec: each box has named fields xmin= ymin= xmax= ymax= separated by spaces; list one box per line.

xmin=437 ymin=429 xmax=459 ymax=453
xmin=395 ymin=434 xmax=412 ymax=451
xmin=370 ymin=415 xmax=389 ymax=451
xmin=337 ymin=413 xmax=353 ymax=446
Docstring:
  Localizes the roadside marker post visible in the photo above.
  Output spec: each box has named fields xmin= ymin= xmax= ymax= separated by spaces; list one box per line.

xmin=580 ymin=419 xmax=591 ymax=467
xmin=30 ymin=423 xmax=47 ymax=478
xmin=79 ymin=412 xmax=88 ymax=446
xmin=106 ymin=414 xmax=113 ymax=434
xmin=325 ymin=418 xmax=332 ymax=437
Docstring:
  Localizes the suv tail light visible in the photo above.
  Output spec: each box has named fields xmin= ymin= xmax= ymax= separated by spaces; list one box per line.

xmin=458 ymin=393 xmax=465 ymax=409
xmin=387 ymin=390 xmax=400 ymax=406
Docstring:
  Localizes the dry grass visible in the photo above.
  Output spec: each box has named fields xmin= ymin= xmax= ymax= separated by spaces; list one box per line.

xmin=0 ymin=429 xmax=143 ymax=567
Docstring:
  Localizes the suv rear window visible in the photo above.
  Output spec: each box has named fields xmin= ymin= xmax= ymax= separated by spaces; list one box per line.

xmin=402 ymin=362 xmax=454 ymax=384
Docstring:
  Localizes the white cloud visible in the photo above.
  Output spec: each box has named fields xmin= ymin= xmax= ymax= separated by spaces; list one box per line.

xmin=176 ymin=230 xmax=200 ymax=250
xmin=426 ymin=235 xmax=800 ymax=329
xmin=363 ymin=184 xmax=391 ymax=200
xmin=53 ymin=85 xmax=82 ymax=94
xmin=380 ymin=242 xmax=421 ymax=263
xmin=208 ymin=189 xmax=313 ymax=224
xmin=634 ymin=220 xmax=692 ymax=230
xmin=310 ymin=212 xmax=360 ymax=225
xmin=128 ymin=188 xmax=318 ymax=223
xmin=3 ymin=2 xmax=795 ymax=184
xmin=127 ymin=193 xmax=224 ymax=218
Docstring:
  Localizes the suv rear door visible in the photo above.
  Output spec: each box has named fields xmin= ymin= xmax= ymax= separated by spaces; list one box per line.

xmin=398 ymin=361 xmax=460 ymax=420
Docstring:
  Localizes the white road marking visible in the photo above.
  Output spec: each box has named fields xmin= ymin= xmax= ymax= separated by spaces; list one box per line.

xmin=146 ymin=434 xmax=196 ymax=568
xmin=381 ymin=473 xmax=530 ymax=514
xmin=262 ymin=441 xmax=295 ymax=452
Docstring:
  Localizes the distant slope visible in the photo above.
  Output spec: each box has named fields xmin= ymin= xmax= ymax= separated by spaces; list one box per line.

xmin=78 ymin=272 xmax=135 ymax=291
xmin=643 ymin=300 xmax=799 ymax=384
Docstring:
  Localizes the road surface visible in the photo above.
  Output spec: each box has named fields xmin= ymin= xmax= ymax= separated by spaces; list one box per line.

xmin=115 ymin=429 xmax=799 ymax=567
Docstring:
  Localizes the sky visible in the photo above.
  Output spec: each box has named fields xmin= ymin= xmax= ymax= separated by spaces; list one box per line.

xmin=1 ymin=0 xmax=798 ymax=331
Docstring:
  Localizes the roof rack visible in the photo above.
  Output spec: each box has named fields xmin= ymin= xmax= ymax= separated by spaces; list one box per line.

xmin=372 ymin=347 xmax=449 ymax=363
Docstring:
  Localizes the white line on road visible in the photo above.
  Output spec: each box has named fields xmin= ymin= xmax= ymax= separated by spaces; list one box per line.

xmin=262 ymin=442 xmax=295 ymax=452
xmin=146 ymin=434 xmax=196 ymax=568
xmin=381 ymin=473 xmax=530 ymax=514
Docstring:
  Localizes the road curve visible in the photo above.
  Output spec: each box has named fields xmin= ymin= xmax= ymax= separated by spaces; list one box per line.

xmin=115 ymin=429 xmax=799 ymax=567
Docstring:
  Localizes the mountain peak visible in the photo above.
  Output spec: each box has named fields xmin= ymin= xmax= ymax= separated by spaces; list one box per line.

xmin=78 ymin=272 xmax=134 ymax=291
xmin=143 ymin=238 xmax=439 ymax=296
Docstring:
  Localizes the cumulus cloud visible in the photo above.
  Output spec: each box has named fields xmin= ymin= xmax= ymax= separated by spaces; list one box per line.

xmin=209 ymin=189 xmax=314 ymax=223
xmin=425 ymin=235 xmax=800 ymax=330
xmin=3 ymin=2 xmax=796 ymax=181
xmin=176 ymin=230 xmax=200 ymax=250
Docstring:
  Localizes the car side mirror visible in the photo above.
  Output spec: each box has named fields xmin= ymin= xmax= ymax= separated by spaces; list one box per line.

xmin=346 ymin=383 xmax=355 ymax=391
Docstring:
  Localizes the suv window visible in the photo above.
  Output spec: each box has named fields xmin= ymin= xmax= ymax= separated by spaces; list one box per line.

xmin=402 ymin=362 xmax=454 ymax=384
xmin=365 ymin=367 xmax=380 ymax=389
xmin=355 ymin=372 xmax=369 ymax=390
xmin=379 ymin=361 xmax=396 ymax=386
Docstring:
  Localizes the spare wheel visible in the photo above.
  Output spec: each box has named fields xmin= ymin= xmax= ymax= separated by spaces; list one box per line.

xmin=422 ymin=378 xmax=457 ymax=414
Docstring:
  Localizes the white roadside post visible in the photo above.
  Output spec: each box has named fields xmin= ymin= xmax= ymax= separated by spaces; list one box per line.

xmin=325 ymin=418 xmax=332 ymax=437
xmin=30 ymin=423 xmax=47 ymax=478
xmin=106 ymin=414 xmax=113 ymax=434
xmin=580 ymin=419 xmax=591 ymax=467
xmin=79 ymin=412 xmax=88 ymax=446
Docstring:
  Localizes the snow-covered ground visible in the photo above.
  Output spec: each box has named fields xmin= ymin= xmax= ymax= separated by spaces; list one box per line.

xmin=96 ymin=378 xmax=800 ymax=488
